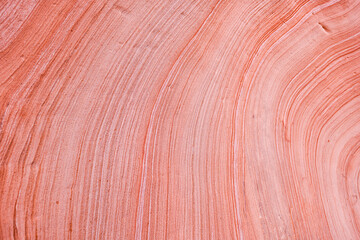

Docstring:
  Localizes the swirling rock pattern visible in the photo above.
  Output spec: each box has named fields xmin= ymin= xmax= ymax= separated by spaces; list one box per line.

xmin=1 ymin=0 xmax=360 ymax=239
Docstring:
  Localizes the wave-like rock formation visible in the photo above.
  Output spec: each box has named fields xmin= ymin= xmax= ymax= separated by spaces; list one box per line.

xmin=1 ymin=0 xmax=360 ymax=239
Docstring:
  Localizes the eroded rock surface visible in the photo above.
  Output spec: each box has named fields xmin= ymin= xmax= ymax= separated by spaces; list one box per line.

xmin=1 ymin=0 xmax=360 ymax=239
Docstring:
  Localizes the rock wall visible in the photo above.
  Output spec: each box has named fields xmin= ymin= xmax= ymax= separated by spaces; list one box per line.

xmin=1 ymin=0 xmax=360 ymax=239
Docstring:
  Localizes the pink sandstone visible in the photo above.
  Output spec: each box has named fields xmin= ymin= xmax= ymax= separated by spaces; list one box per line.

xmin=1 ymin=0 xmax=360 ymax=239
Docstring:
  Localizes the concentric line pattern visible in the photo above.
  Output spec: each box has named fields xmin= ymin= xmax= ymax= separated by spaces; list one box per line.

xmin=0 ymin=0 xmax=360 ymax=239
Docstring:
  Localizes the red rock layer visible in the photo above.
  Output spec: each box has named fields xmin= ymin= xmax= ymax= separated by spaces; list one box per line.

xmin=1 ymin=0 xmax=360 ymax=239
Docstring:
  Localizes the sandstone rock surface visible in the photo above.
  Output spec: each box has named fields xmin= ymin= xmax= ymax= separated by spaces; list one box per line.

xmin=1 ymin=0 xmax=360 ymax=239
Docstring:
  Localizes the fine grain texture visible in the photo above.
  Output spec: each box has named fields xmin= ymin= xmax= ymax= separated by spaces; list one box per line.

xmin=1 ymin=0 xmax=360 ymax=239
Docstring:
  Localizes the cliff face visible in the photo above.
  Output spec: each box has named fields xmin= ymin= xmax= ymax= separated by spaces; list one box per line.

xmin=1 ymin=0 xmax=360 ymax=239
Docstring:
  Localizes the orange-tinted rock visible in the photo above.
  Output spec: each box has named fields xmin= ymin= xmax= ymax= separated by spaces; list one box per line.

xmin=1 ymin=0 xmax=360 ymax=239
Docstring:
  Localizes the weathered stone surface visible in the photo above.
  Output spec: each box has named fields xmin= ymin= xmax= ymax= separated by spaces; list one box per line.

xmin=1 ymin=0 xmax=360 ymax=239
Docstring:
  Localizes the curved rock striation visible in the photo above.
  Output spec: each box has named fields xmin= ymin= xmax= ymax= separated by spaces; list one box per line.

xmin=1 ymin=0 xmax=360 ymax=239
